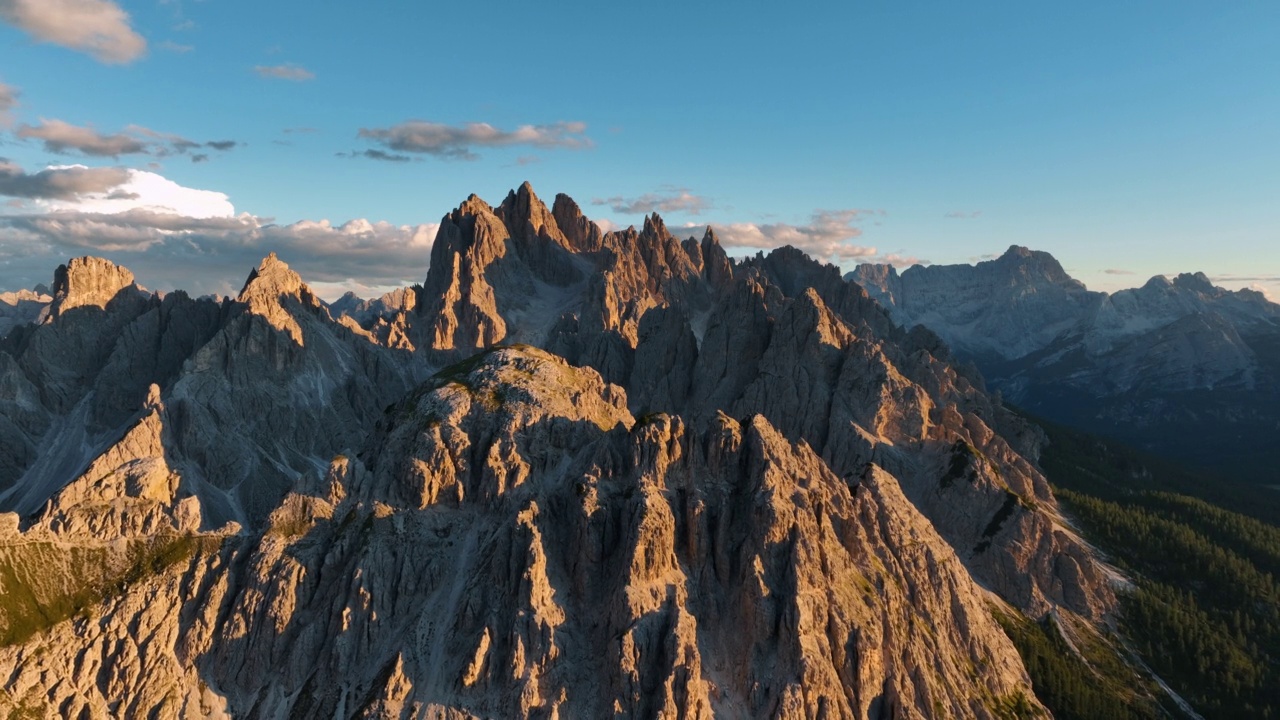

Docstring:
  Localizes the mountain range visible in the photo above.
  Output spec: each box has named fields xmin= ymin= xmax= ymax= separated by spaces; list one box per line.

xmin=0 ymin=183 xmax=1263 ymax=717
xmin=850 ymin=247 xmax=1280 ymax=481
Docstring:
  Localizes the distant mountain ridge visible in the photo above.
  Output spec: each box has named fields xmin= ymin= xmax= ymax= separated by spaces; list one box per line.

xmin=849 ymin=246 xmax=1280 ymax=479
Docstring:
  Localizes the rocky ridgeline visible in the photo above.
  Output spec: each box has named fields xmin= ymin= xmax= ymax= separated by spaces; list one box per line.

xmin=0 ymin=184 xmax=1116 ymax=717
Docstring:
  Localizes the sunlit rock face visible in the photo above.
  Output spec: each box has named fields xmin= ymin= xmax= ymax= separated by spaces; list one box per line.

xmin=849 ymin=247 xmax=1280 ymax=476
xmin=0 ymin=184 xmax=1116 ymax=718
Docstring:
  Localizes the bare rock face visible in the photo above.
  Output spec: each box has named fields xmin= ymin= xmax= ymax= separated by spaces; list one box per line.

xmin=161 ymin=256 xmax=418 ymax=526
xmin=49 ymin=256 xmax=141 ymax=318
xmin=0 ymin=252 xmax=419 ymax=530
xmin=26 ymin=384 xmax=204 ymax=539
xmin=0 ymin=347 xmax=1046 ymax=718
xmin=551 ymin=192 xmax=603 ymax=253
xmin=420 ymin=194 xmax=515 ymax=352
xmin=404 ymin=185 xmax=1113 ymax=623
xmin=674 ymin=270 xmax=1113 ymax=620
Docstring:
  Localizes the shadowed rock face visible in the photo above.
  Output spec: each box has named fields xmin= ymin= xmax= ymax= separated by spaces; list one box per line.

xmin=0 ymin=184 xmax=1116 ymax=718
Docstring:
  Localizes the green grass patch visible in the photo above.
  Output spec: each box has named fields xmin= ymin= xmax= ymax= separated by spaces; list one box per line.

xmin=0 ymin=534 xmax=215 ymax=647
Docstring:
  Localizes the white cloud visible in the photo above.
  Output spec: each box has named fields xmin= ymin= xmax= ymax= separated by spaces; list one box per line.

xmin=30 ymin=167 xmax=235 ymax=217
xmin=359 ymin=120 xmax=591 ymax=160
xmin=0 ymin=159 xmax=130 ymax=200
xmin=0 ymin=169 xmax=437 ymax=298
xmin=18 ymin=118 xmax=147 ymax=156
xmin=0 ymin=0 xmax=146 ymax=64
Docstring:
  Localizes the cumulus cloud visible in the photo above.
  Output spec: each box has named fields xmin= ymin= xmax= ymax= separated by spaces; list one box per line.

xmin=0 ymin=0 xmax=146 ymax=63
xmin=158 ymin=40 xmax=192 ymax=53
xmin=708 ymin=209 xmax=886 ymax=263
xmin=18 ymin=119 xmax=146 ymax=156
xmin=16 ymin=119 xmax=239 ymax=159
xmin=593 ymin=189 xmax=711 ymax=216
xmin=358 ymin=120 xmax=591 ymax=160
xmin=254 ymin=64 xmax=315 ymax=81
xmin=0 ymin=169 xmax=436 ymax=298
xmin=0 ymin=159 xmax=130 ymax=200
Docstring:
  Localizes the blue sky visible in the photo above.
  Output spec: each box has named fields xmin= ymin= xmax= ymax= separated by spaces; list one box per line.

xmin=1 ymin=1 xmax=1277 ymax=300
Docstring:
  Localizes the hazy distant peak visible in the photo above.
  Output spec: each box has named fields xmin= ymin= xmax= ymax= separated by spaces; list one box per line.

xmin=1172 ymin=271 xmax=1215 ymax=294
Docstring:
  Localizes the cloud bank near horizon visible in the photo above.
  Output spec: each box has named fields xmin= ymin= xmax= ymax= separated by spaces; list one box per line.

xmin=0 ymin=164 xmax=437 ymax=299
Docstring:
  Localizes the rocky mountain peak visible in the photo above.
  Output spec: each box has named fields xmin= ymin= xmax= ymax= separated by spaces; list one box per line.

xmin=1172 ymin=271 xmax=1216 ymax=294
xmin=1002 ymin=244 xmax=1034 ymax=259
xmin=49 ymin=256 xmax=138 ymax=318
xmin=640 ymin=212 xmax=672 ymax=242
xmin=238 ymin=252 xmax=307 ymax=303
xmin=497 ymin=180 xmax=569 ymax=249
xmin=452 ymin=194 xmax=495 ymax=226
xmin=236 ymin=252 xmax=321 ymax=342
xmin=996 ymin=244 xmax=1080 ymax=287
xmin=551 ymin=192 xmax=604 ymax=253
xmin=1142 ymin=274 xmax=1173 ymax=290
